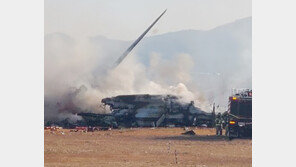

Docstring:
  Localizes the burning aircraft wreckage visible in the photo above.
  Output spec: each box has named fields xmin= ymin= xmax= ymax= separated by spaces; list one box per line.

xmin=78 ymin=94 xmax=215 ymax=128
xmin=46 ymin=10 xmax=215 ymax=128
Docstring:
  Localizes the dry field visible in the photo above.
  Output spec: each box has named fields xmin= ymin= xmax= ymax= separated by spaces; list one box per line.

xmin=45 ymin=128 xmax=251 ymax=167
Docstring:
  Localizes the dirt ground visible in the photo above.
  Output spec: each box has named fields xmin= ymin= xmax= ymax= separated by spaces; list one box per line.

xmin=44 ymin=128 xmax=251 ymax=167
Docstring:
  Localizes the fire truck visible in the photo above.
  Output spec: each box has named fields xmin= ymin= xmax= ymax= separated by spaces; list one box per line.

xmin=222 ymin=89 xmax=252 ymax=139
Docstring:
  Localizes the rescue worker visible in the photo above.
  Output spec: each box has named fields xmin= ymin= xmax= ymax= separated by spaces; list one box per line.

xmin=215 ymin=113 xmax=223 ymax=135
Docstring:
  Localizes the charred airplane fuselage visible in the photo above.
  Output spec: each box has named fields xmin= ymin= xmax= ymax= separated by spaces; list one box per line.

xmin=99 ymin=94 xmax=214 ymax=127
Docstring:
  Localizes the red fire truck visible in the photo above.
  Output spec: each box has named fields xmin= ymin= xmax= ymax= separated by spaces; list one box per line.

xmin=222 ymin=89 xmax=252 ymax=139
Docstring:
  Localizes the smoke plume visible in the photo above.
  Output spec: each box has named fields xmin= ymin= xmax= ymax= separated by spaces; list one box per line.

xmin=44 ymin=33 xmax=208 ymax=122
xmin=45 ymin=18 xmax=251 ymax=121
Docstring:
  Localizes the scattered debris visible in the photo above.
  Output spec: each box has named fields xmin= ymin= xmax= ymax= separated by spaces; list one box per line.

xmin=68 ymin=126 xmax=112 ymax=132
xmin=167 ymin=141 xmax=171 ymax=153
xmin=45 ymin=126 xmax=63 ymax=131
xmin=200 ymin=124 xmax=208 ymax=128
xmin=174 ymin=149 xmax=178 ymax=164
xmin=70 ymin=129 xmax=78 ymax=132
xmin=99 ymin=127 xmax=112 ymax=131
xmin=167 ymin=125 xmax=175 ymax=128
xmin=182 ymin=130 xmax=196 ymax=135
xmin=75 ymin=126 xmax=88 ymax=131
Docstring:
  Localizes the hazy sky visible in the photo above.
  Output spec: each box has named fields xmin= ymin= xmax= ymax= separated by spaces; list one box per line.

xmin=45 ymin=0 xmax=251 ymax=40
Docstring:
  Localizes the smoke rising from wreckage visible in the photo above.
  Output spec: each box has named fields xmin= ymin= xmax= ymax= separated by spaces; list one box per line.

xmin=45 ymin=10 xmax=250 ymax=128
xmin=59 ymin=10 xmax=214 ymax=128
xmin=45 ymin=10 xmax=215 ymax=128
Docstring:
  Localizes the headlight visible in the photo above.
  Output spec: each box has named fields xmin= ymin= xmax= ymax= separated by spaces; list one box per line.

xmin=238 ymin=122 xmax=246 ymax=126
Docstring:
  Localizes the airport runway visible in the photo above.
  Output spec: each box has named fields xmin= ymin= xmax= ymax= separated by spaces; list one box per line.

xmin=45 ymin=128 xmax=251 ymax=167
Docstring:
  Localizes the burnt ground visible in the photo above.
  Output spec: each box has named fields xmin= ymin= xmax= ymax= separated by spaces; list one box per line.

xmin=44 ymin=128 xmax=251 ymax=167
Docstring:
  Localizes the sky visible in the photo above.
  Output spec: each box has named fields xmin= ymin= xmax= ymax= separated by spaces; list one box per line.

xmin=45 ymin=0 xmax=251 ymax=40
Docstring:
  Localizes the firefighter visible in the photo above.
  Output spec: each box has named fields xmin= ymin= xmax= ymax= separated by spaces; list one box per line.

xmin=215 ymin=113 xmax=223 ymax=135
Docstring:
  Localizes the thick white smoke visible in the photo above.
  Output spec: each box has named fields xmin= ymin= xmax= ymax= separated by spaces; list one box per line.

xmin=44 ymin=33 xmax=210 ymax=122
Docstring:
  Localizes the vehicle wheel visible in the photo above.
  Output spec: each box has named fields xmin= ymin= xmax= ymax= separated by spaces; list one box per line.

xmin=225 ymin=128 xmax=228 ymax=136
xmin=226 ymin=129 xmax=233 ymax=140
xmin=238 ymin=132 xmax=242 ymax=138
xmin=227 ymin=133 xmax=233 ymax=140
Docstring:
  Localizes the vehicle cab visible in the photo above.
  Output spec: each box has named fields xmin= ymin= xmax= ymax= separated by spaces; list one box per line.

xmin=226 ymin=89 xmax=252 ymax=139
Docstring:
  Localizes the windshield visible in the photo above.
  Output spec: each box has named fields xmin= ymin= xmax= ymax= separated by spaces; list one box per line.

xmin=230 ymin=100 xmax=252 ymax=118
